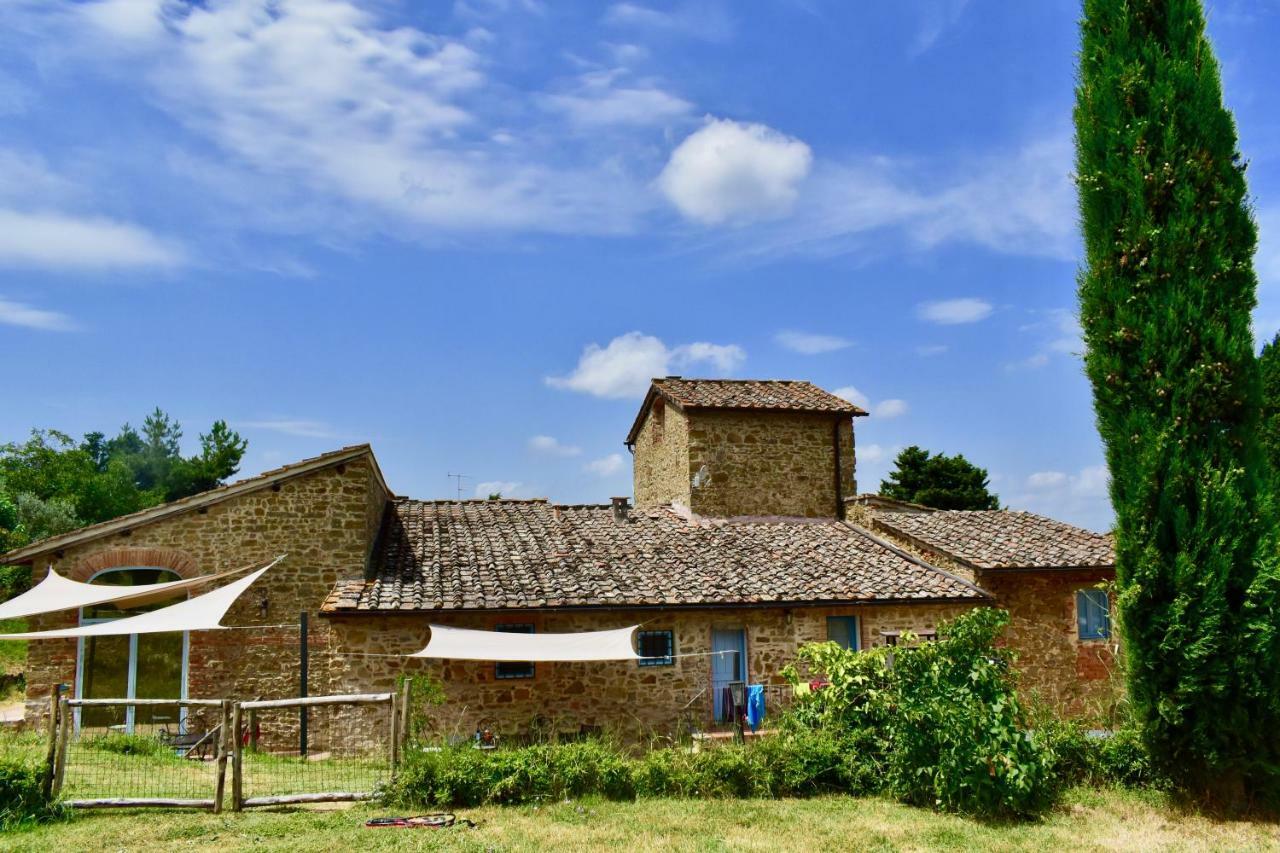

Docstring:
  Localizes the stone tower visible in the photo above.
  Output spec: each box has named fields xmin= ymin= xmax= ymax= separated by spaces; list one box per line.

xmin=625 ymin=377 xmax=866 ymax=519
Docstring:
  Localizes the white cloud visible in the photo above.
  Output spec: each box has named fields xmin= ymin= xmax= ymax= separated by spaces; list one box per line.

xmin=775 ymin=329 xmax=852 ymax=355
xmin=475 ymin=480 xmax=524 ymax=498
xmin=0 ymin=297 xmax=78 ymax=332
xmin=832 ymin=386 xmax=870 ymax=409
xmin=735 ymin=132 xmax=1077 ymax=263
xmin=916 ymin=344 xmax=949 ymax=357
xmin=910 ymin=0 xmax=970 ymax=56
xmin=917 ymin=297 xmax=992 ymax=325
xmin=602 ymin=2 xmax=734 ymax=41
xmin=873 ymin=399 xmax=909 ymax=418
xmin=528 ymin=435 xmax=582 ymax=457
xmin=1027 ymin=471 xmax=1068 ymax=489
xmin=586 ymin=453 xmax=626 ymax=476
xmin=80 ymin=0 xmax=170 ymax=42
xmin=1008 ymin=308 xmax=1082 ymax=370
xmin=658 ymin=118 xmax=812 ymax=225
xmin=240 ymin=419 xmax=339 ymax=439
xmin=0 ymin=209 xmax=183 ymax=270
xmin=858 ymin=443 xmax=886 ymax=464
xmin=543 ymin=70 xmax=691 ymax=127
xmin=1012 ymin=464 xmax=1112 ymax=531
xmin=546 ymin=331 xmax=745 ymax=398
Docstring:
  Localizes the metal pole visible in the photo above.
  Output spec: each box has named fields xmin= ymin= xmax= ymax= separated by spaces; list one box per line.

xmin=299 ymin=610 xmax=309 ymax=758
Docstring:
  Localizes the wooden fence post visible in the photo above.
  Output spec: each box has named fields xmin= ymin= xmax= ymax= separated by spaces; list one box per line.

xmin=40 ymin=690 xmax=59 ymax=801
xmin=398 ymin=680 xmax=411 ymax=756
xmin=52 ymin=697 xmax=71 ymax=797
xmin=388 ymin=693 xmax=399 ymax=774
xmin=214 ymin=700 xmax=231 ymax=814
xmin=231 ymin=702 xmax=244 ymax=812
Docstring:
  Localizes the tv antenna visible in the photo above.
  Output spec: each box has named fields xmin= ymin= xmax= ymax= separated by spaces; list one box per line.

xmin=447 ymin=472 xmax=472 ymax=500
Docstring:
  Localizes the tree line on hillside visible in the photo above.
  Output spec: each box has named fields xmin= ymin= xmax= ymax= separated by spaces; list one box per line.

xmin=0 ymin=408 xmax=247 ymax=555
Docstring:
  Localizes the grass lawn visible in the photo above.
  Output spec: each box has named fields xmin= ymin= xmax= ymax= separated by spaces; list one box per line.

xmin=4 ymin=787 xmax=1280 ymax=852
xmin=0 ymin=619 xmax=26 ymax=705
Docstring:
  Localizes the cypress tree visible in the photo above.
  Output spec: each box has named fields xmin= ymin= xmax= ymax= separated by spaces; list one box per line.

xmin=1075 ymin=0 xmax=1280 ymax=803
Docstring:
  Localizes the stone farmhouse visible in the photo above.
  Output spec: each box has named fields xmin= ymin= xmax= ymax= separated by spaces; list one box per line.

xmin=4 ymin=378 xmax=1117 ymax=738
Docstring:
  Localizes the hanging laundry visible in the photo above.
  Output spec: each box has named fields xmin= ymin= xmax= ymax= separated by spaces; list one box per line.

xmin=745 ymin=684 xmax=765 ymax=732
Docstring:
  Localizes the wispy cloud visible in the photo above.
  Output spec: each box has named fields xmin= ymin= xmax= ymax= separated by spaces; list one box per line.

xmin=542 ymin=69 xmax=691 ymax=127
xmin=475 ymin=480 xmax=525 ymax=498
xmin=1007 ymin=308 xmax=1081 ymax=370
xmin=775 ymin=329 xmax=852 ymax=355
xmin=0 ymin=297 xmax=78 ymax=331
xmin=873 ymin=399 xmax=908 ymax=418
xmin=547 ymin=331 xmax=745 ymax=399
xmin=240 ymin=419 xmax=340 ymax=439
xmin=910 ymin=0 xmax=970 ymax=56
xmin=585 ymin=453 xmax=626 ymax=476
xmin=917 ymin=297 xmax=992 ymax=325
xmin=0 ymin=210 xmax=182 ymax=270
xmin=1014 ymin=464 xmax=1111 ymax=531
xmin=528 ymin=435 xmax=582 ymax=457
xmin=832 ymin=386 xmax=906 ymax=418
xmin=602 ymin=2 xmax=734 ymax=41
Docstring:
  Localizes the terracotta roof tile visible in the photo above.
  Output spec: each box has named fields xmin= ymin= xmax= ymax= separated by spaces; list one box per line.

xmin=654 ymin=378 xmax=865 ymax=415
xmin=322 ymin=499 xmax=988 ymax=613
xmin=872 ymin=510 xmax=1115 ymax=571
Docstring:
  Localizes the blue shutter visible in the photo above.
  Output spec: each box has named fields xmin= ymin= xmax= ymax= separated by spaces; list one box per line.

xmin=1076 ymin=590 xmax=1110 ymax=640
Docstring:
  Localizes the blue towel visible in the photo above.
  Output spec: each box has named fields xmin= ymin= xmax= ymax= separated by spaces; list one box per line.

xmin=745 ymin=684 xmax=765 ymax=732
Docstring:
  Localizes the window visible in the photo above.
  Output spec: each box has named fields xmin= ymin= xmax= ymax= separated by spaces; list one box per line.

xmin=494 ymin=624 xmax=535 ymax=679
xmin=1077 ymin=589 xmax=1111 ymax=640
xmin=826 ymin=616 xmax=859 ymax=651
xmin=881 ymin=630 xmax=935 ymax=647
xmin=637 ymin=630 xmax=674 ymax=666
xmin=79 ymin=567 xmax=187 ymax=732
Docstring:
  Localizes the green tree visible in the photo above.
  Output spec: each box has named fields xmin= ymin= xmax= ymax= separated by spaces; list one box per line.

xmin=879 ymin=446 xmax=999 ymax=510
xmin=1075 ymin=0 xmax=1280 ymax=802
xmin=1259 ymin=333 xmax=1280 ymax=475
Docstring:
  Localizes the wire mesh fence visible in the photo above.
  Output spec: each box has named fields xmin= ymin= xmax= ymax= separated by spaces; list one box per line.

xmin=57 ymin=698 xmax=227 ymax=807
xmin=237 ymin=693 xmax=397 ymax=806
xmin=47 ymin=692 xmax=401 ymax=810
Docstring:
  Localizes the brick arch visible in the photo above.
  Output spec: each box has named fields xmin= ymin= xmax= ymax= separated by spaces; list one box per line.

xmin=69 ymin=547 xmax=200 ymax=582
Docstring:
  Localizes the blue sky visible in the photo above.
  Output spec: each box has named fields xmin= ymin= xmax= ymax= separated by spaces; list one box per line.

xmin=3 ymin=0 xmax=1279 ymax=533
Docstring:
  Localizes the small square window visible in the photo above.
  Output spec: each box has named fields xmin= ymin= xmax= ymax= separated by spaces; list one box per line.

xmin=637 ymin=630 xmax=674 ymax=666
xmin=1077 ymin=589 xmax=1111 ymax=640
xmin=826 ymin=616 xmax=859 ymax=651
xmin=494 ymin=624 xmax=535 ymax=679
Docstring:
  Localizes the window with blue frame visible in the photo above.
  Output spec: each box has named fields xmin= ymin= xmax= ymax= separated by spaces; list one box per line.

xmin=826 ymin=616 xmax=859 ymax=651
xmin=494 ymin=623 xmax=535 ymax=679
xmin=637 ymin=629 xmax=674 ymax=666
xmin=1077 ymin=589 xmax=1111 ymax=640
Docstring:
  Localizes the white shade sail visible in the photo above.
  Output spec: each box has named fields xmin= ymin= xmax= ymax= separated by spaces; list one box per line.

xmin=0 ymin=556 xmax=281 ymax=621
xmin=0 ymin=564 xmax=273 ymax=640
xmin=409 ymin=623 xmax=641 ymax=662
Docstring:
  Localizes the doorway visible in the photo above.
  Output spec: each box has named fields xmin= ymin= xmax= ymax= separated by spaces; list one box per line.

xmin=710 ymin=627 xmax=747 ymax=722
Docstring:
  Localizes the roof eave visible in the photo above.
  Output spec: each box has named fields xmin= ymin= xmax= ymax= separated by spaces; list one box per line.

xmin=1 ymin=444 xmax=385 ymax=565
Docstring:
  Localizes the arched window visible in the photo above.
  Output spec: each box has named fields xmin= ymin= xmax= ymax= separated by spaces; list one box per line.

xmin=77 ymin=567 xmax=188 ymax=733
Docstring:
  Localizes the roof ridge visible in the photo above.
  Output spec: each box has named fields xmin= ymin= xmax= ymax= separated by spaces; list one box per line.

xmin=840 ymin=520 xmax=994 ymax=600
xmin=2 ymin=444 xmax=381 ymax=564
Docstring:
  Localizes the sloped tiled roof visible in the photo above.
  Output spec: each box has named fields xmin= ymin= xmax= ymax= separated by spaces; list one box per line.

xmin=872 ymin=510 xmax=1115 ymax=571
xmin=626 ymin=378 xmax=866 ymax=444
xmin=1 ymin=444 xmax=389 ymax=565
xmin=322 ymin=499 xmax=988 ymax=612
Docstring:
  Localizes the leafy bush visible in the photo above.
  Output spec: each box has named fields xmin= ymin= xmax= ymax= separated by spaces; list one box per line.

xmin=393 ymin=727 xmax=882 ymax=808
xmin=0 ymin=751 xmax=58 ymax=830
xmin=785 ymin=608 xmax=1057 ymax=819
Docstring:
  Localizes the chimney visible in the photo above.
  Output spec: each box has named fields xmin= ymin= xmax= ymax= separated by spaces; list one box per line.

xmin=611 ymin=496 xmax=631 ymax=523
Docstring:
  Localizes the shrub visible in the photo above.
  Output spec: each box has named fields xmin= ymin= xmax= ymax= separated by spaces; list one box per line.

xmin=785 ymin=608 xmax=1058 ymax=819
xmin=0 ymin=752 xmax=58 ymax=830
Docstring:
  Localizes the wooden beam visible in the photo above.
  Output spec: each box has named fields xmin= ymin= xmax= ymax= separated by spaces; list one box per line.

xmin=52 ymin=697 xmax=71 ymax=797
xmin=67 ymin=698 xmax=224 ymax=708
xmin=69 ymin=798 xmax=215 ymax=810
xmin=238 ymin=693 xmax=393 ymax=711
xmin=41 ymin=691 xmax=58 ymax=801
xmin=231 ymin=702 xmax=244 ymax=812
xmin=213 ymin=700 xmax=230 ymax=814
xmin=241 ymin=792 xmax=375 ymax=807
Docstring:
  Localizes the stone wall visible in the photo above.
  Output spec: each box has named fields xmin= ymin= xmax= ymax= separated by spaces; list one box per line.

xmin=632 ymin=400 xmax=690 ymax=509
xmin=323 ymin=602 xmax=970 ymax=740
xmin=21 ymin=453 xmax=388 ymax=732
xmin=684 ymin=410 xmax=853 ymax=519
xmin=977 ymin=569 xmax=1120 ymax=719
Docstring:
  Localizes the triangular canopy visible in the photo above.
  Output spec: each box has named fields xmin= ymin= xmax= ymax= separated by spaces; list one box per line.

xmin=0 ymin=556 xmax=279 ymax=621
xmin=0 ymin=563 xmax=274 ymax=640
xmin=409 ymin=624 xmax=641 ymax=662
